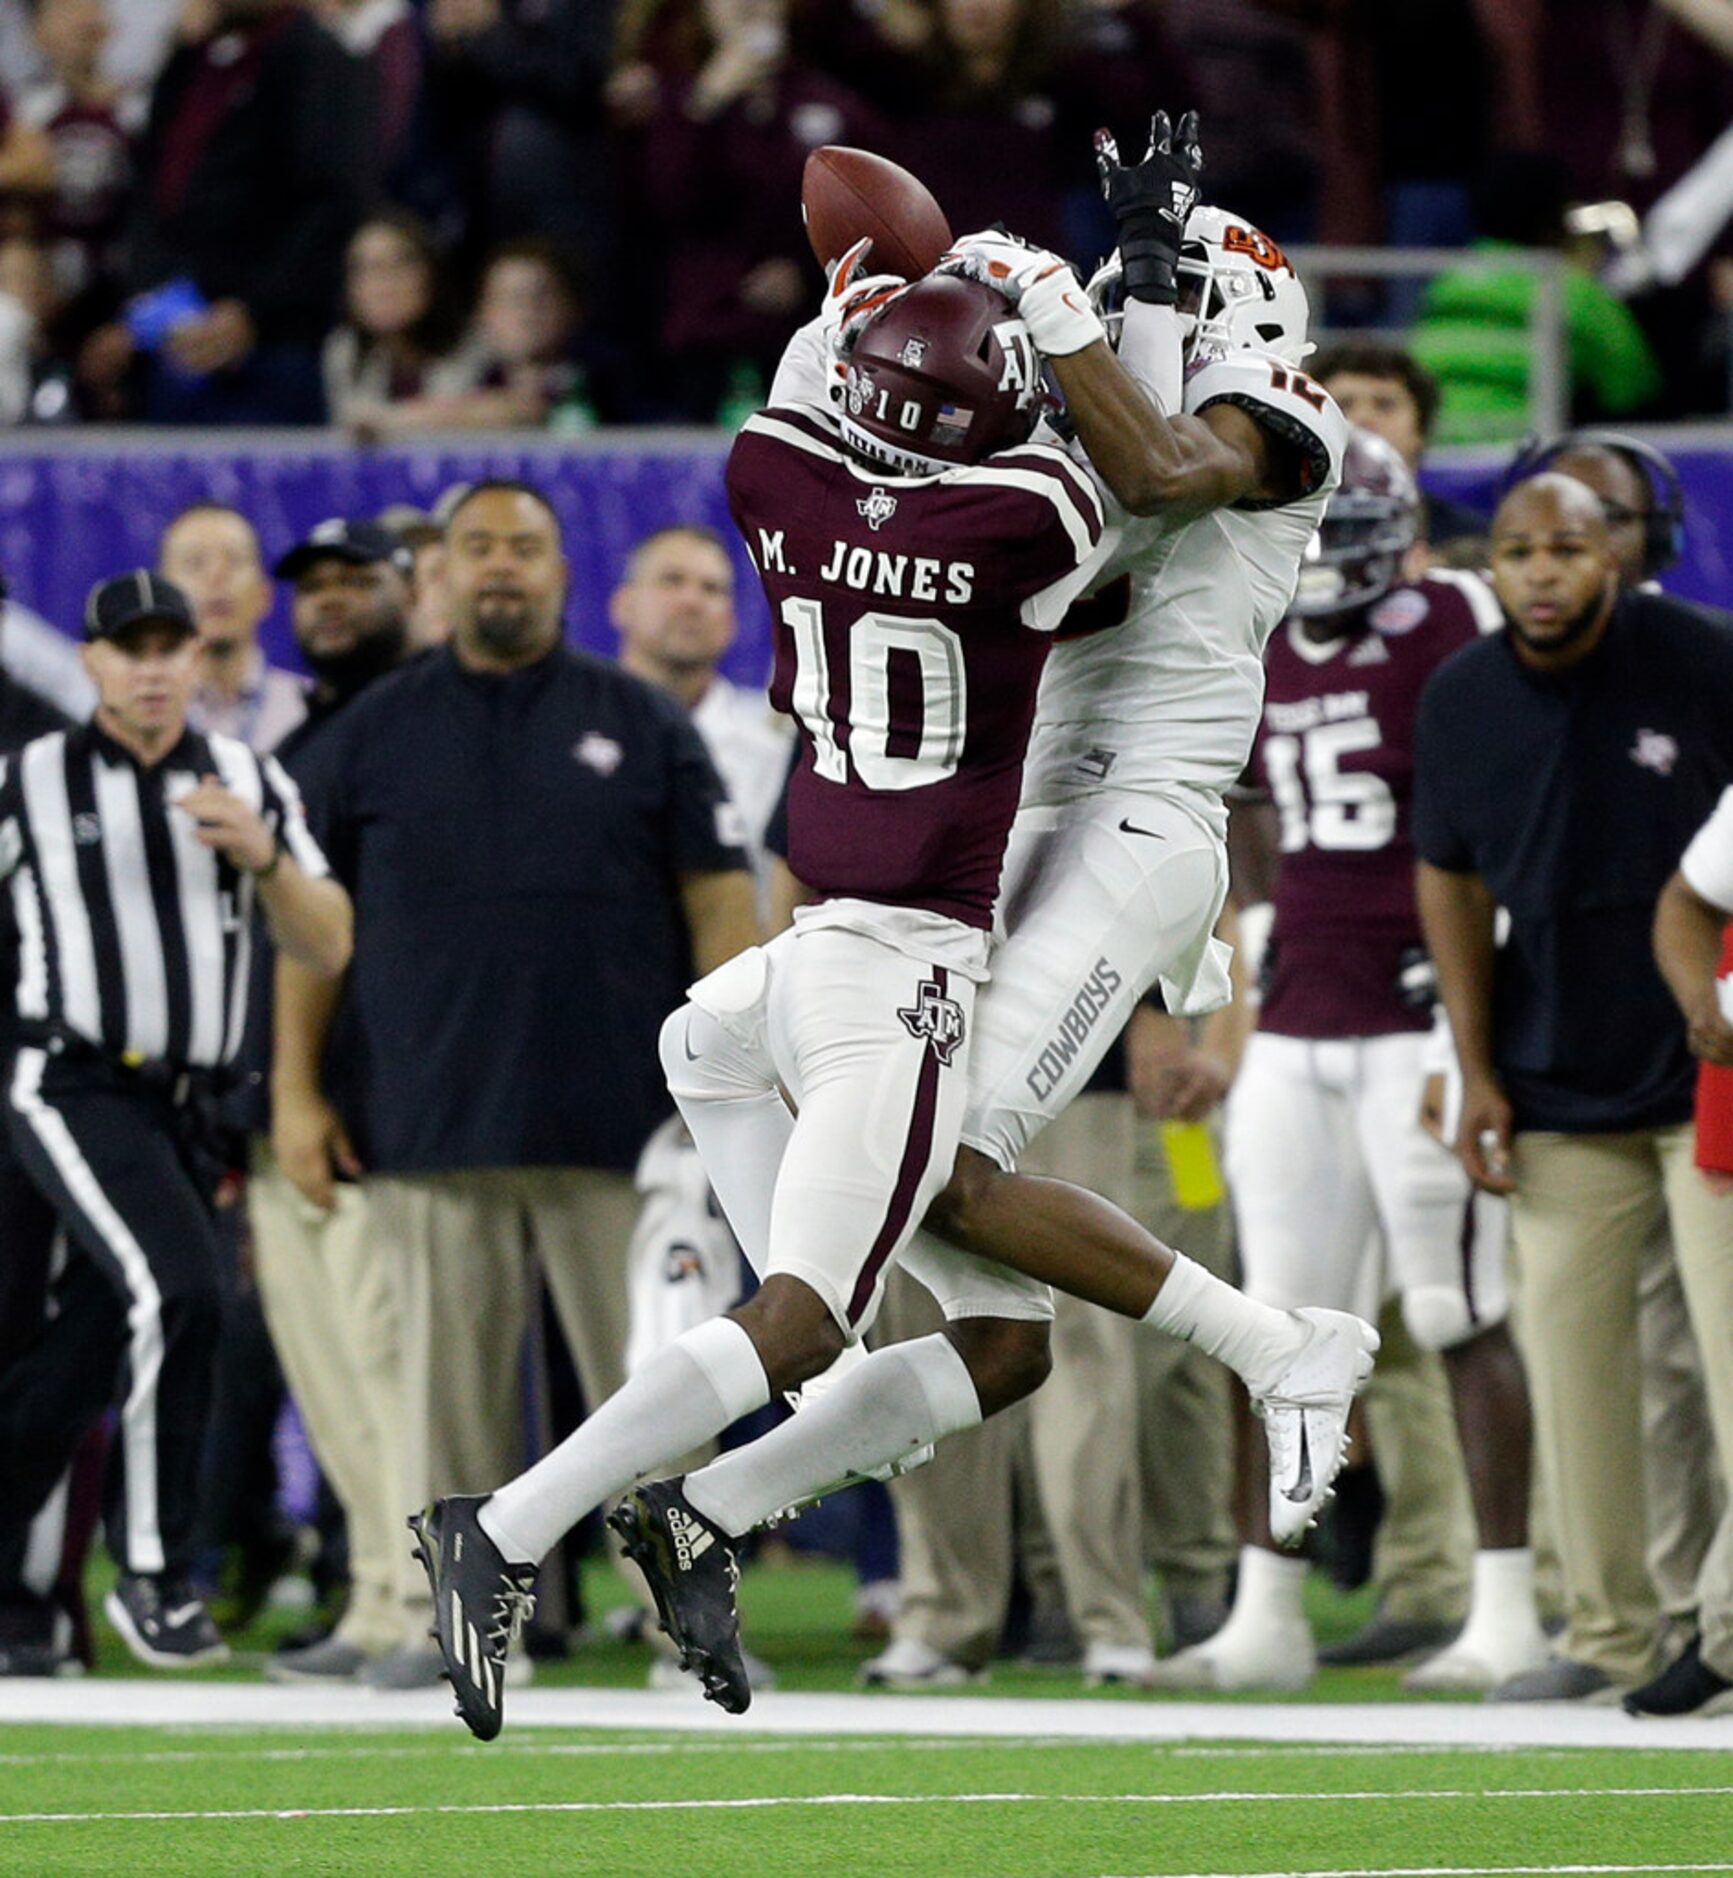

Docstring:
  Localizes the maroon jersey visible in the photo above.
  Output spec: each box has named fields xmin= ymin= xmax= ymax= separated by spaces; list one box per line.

xmin=727 ymin=404 xmax=1103 ymax=928
xmin=1248 ymin=573 xmax=1497 ymax=1036
xmin=17 ymin=85 xmax=140 ymax=295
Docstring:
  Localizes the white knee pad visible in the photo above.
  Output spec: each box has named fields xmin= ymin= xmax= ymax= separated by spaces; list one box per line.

xmin=1402 ymin=1283 xmax=1505 ymax=1353
xmin=661 ymin=947 xmax=775 ymax=1100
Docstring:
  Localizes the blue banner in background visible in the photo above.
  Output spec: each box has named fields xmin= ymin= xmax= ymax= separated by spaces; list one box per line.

xmin=1 ymin=437 xmax=1730 ymax=685
xmin=0 ymin=435 xmax=766 ymax=682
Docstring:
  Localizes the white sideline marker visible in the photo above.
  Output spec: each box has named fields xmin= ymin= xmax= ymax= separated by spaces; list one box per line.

xmin=2 ymin=1682 xmax=1732 ymax=1751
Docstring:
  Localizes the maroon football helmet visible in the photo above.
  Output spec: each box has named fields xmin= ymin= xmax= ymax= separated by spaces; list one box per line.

xmin=838 ymin=275 xmax=1043 ymax=474
xmin=1290 ymin=426 xmax=1420 ymax=618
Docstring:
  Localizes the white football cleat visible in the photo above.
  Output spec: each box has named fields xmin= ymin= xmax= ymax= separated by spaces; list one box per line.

xmin=1146 ymin=1618 xmax=1316 ymax=1693
xmin=1403 ymin=1621 xmax=1552 ymax=1693
xmin=1255 ymin=1307 xmax=1379 ymax=1547
xmin=860 ymin=1636 xmax=981 ymax=1688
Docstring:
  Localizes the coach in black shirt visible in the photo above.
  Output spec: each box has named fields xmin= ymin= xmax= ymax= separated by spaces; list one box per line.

xmin=0 ymin=572 xmax=350 ymax=1673
xmin=280 ymin=481 xmax=757 ymax=1679
xmin=1414 ymin=474 xmax=1733 ymax=1713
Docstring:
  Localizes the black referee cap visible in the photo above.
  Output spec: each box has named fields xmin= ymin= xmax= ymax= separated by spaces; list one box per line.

xmin=274 ymin=517 xmax=413 ymax=581
xmin=85 ymin=571 xmax=197 ymax=643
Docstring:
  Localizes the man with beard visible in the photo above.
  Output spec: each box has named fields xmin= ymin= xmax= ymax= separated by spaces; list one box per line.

xmin=277 ymin=482 xmax=758 ymax=1686
xmin=1416 ymin=473 xmax=1733 ymax=1709
xmin=237 ymin=518 xmax=416 ymax=1684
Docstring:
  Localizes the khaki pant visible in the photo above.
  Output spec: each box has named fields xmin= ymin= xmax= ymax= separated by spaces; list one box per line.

xmin=1129 ymin=1121 xmax=1237 ymax=1606
xmin=1510 ymin=1125 xmax=1733 ymax=1684
xmin=1638 ymin=1225 xmax=1726 ymax=1620
xmin=249 ymin=1143 xmax=408 ymax=1654
xmin=1362 ymin=1302 xmax=1473 ymax=1625
xmin=366 ymin=1166 xmax=639 ymax=1614
xmin=882 ymin=1094 xmax=1151 ymax=1665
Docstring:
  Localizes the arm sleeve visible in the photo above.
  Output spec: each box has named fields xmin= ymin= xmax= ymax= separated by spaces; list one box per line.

xmin=1410 ymin=680 xmax=1476 ymax=871
xmin=259 ymin=754 xmax=331 ymax=879
xmin=668 ymin=713 xmax=753 ymax=875
xmin=1681 ymin=785 xmax=1733 ymax=912
xmin=767 ymin=313 xmax=835 ymax=413
xmin=1117 ymin=300 xmax=1186 ymax=416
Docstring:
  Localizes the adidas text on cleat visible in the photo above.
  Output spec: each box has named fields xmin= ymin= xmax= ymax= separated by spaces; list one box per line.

xmin=1255 ymin=1307 xmax=1379 ymax=1547
xmin=407 ymin=1495 xmax=536 ymax=1742
xmin=608 ymin=1478 xmax=749 ymax=1715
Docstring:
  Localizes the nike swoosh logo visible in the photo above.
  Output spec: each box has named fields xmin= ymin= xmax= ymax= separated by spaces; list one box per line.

xmin=163 ymin=1603 xmax=203 ymax=1627
xmin=1118 ymin=818 xmax=1167 ymax=841
xmin=683 ymin=1016 xmax=701 ymax=1062
xmin=1282 ymin=1421 xmax=1314 ymax=1504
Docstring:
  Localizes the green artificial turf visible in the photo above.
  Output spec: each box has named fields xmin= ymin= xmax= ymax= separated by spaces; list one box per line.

xmin=1 ymin=1728 xmax=1729 ymax=1878
xmin=8 ymin=1555 xmax=1731 ymax=1874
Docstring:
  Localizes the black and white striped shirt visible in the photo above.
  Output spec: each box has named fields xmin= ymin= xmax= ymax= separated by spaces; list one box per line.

xmin=0 ymin=722 xmax=329 ymax=1071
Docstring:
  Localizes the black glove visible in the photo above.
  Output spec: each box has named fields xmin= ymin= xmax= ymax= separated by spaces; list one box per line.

xmin=1095 ymin=109 xmax=1203 ymax=307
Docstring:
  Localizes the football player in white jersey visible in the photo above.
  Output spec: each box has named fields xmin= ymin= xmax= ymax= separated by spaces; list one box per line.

xmin=721 ymin=118 xmax=1379 ymax=1545
xmin=407 ymin=119 xmax=1385 ymax=1735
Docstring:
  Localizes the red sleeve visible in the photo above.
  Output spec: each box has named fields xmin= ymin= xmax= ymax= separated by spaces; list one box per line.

xmin=1698 ymin=924 xmax=1733 ymax=1176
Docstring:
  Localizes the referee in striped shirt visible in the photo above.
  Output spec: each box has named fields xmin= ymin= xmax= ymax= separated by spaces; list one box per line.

xmin=0 ymin=572 xmax=351 ymax=1670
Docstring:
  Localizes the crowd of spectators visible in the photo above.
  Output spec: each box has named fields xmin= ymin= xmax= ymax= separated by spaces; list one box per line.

xmin=2 ymin=1 xmax=1733 ymax=431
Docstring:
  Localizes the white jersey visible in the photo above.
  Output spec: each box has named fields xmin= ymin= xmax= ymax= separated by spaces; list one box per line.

xmin=1024 ymin=349 xmax=1348 ymax=820
xmin=690 ymin=674 xmax=792 ymax=887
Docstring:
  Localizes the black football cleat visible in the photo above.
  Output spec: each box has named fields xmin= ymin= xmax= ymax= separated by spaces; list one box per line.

xmin=103 ymin=1574 xmax=228 ymax=1669
xmin=1624 ymin=1635 xmax=1733 ymax=1718
xmin=408 ymin=1495 xmax=536 ymax=1741
xmin=608 ymin=1478 xmax=749 ymax=1714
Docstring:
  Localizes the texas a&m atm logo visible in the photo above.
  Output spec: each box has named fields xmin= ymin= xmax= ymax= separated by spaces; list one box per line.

xmin=898 ymin=972 xmax=967 ymax=1065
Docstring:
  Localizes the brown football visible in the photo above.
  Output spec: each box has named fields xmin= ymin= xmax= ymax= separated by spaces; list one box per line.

xmin=801 ymin=146 xmax=953 ymax=280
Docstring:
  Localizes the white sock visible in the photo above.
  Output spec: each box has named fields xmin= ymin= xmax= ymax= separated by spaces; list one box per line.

xmin=478 ymin=1318 xmax=769 ymax=1565
xmin=1227 ymin=1544 xmax=1308 ymax=1628
xmin=1461 ymin=1547 xmax=1540 ymax=1637
xmin=683 ymin=1334 xmax=982 ymax=1537
xmin=1143 ymin=1252 xmax=1301 ymax=1395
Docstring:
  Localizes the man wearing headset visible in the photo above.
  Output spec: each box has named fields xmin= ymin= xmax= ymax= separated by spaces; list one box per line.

xmin=1506 ymin=429 xmax=1729 ymax=1698
xmin=1508 ymin=432 xmax=1700 ymax=603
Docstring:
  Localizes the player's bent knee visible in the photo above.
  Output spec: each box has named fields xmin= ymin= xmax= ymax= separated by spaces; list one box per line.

xmin=1402 ymin=1285 xmax=1502 ymax=1353
xmin=944 ymin=1315 xmax=1051 ymax=1415
xmin=730 ymin=1273 xmax=846 ymax=1393
xmin=922 ymin=1143 xmax=997 ymax=1246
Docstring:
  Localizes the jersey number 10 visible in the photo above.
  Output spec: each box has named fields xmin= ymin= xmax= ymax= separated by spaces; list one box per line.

xmin=783 ymin=598 xmax=967 ymax=792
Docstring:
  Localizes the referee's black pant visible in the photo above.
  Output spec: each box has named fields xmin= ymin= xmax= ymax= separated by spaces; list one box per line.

xmin=0 ymin=1044 xmax=224 ymax=1583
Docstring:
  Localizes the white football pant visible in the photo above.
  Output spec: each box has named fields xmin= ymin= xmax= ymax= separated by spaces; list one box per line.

xmin=1225 ymin=1029 xmax=1510 ymax=1351
xmin=661 ymin=909 xmax=1053 ymax=1342
xmin=963 ymin=789 xmax=1230 ymax=1171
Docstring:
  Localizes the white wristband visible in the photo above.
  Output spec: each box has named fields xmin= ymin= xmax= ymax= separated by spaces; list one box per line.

xmin=1017 ymin=267 xmax=1105 ymax=358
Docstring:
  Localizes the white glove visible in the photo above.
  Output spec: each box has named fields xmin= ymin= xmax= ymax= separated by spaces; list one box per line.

xmin=938 ymin=228 xmax=1105 ymax=357
xmin=816 ymin=236 xmax=909 ymax=383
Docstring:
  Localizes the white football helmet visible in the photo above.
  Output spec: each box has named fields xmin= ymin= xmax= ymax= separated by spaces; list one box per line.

xmin=1087 ymin=204 xmax=1312 ymax=367
xmin=1176 ymin=204 xmax=1312 ymax=365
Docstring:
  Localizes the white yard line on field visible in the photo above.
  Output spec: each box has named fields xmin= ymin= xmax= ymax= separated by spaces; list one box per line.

xmin=2 ymin=1786 xmax=1731 ymax=1827
xmin=1099 ymin=1866 xmax=1733 ymax=1878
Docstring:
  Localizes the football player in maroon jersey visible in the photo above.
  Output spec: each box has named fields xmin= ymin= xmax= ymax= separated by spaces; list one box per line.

xmin=1156 ymin=430 xmax=1550 ymax=1692
xmin=411 ymin=217 xmax=1372 ymax=1733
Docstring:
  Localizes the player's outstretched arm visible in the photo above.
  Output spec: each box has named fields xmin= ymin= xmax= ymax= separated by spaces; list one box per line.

xmin=1047 ymin=342 xmax=1279 ymax=517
